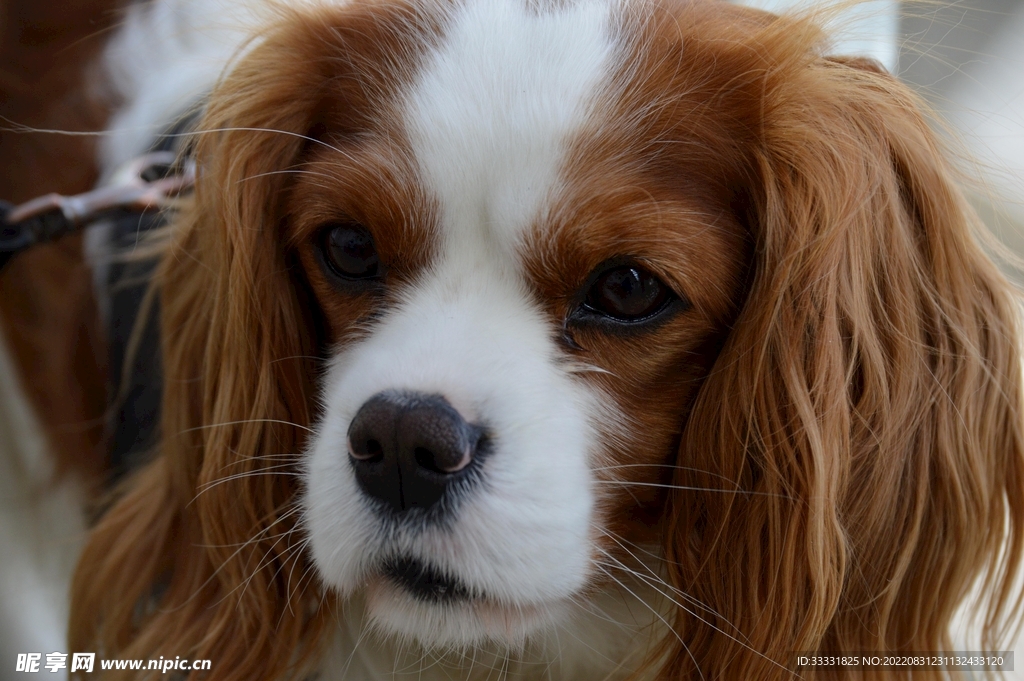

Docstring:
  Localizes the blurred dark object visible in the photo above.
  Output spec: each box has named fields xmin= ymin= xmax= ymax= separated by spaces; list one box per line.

xmin=1 ymin=151 xmax=195 ymax=274
xmin=0 ymin=0 xmax=128 ymax=484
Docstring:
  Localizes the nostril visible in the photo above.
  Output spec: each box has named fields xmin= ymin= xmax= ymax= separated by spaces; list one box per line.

xmin=349 ymin=436 xmax=385 ymax=461
xmin=410 ymin=444 xmax=472 ymax=474
xmin=414 ymin=446 xmax=436 ymax=472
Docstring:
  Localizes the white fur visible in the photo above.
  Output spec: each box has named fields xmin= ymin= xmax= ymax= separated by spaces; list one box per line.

xmin=0 ymin=327 xmax=87 ymax=680
xmin=305 ymin=269 xmax=601 ymax=643
xmin=305 ymin=0 xmax=620 ymax=651
xmin=318 ymin=581 xmax=668 ymax=681
xmin=99 ymin=0 xmax=266 ymax=173
xmin=403 ymin=0 xmax=615 ymax=244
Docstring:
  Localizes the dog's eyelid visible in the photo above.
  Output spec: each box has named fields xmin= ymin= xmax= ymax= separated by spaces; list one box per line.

xmin=592 ymin=257 xmax=685 ymax=299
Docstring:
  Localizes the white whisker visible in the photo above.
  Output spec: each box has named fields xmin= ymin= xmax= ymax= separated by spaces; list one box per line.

xmin=595 ymin=545 xmax=796 ymax=677
xmin=593 ymin=564 xmax=707 ymax=681
xmin=181 ymin=418 xmax=314 ymax=434
xmin=593 ymin=479 xmax=788 ymax=498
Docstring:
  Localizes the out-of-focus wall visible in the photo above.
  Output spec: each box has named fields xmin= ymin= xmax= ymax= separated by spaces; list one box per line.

xmin=740 ymin=0 xmax=1024 ymax=266
xmin=900 ymin=0 xmax=1024 ymax=263
xmin=739 ymin=0 xmax=900 ymax=68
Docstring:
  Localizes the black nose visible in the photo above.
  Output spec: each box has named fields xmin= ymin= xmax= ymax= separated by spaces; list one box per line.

xmin=347 ymin=391 xmax=482 ymax=513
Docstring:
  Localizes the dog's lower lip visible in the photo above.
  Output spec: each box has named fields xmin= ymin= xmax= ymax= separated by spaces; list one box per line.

xmin=382 ymin=557 xmax=472 ymax=602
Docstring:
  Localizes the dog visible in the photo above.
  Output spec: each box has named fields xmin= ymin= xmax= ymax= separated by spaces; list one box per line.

xmin=5 ymin=0 xmax=1018 ymax=678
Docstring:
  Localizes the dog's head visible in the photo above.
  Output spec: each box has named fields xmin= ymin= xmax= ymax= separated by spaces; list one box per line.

xmin=72 ymin=1 xmax=1024 ymax=679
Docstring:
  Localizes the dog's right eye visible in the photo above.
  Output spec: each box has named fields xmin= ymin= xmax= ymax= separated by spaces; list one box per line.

xmin=584 ymin=265 xmax=670 ymax=321
xmin=564 ymin=259 xmax=687 ymax=339
xmin=318 ymin=223 xmax=381 ymax=281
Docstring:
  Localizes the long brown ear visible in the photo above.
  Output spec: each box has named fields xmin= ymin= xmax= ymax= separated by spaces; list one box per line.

xmin=69 ymin=13 xmax=331 ymax=680
xmin=660 ymin=14 xmax=1024 ymax=681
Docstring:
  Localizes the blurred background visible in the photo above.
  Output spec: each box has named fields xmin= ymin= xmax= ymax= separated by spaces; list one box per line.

xmin=901 ymin=0 xmax=1024 ymax=270
xmin=742 ymin=0 xmax=1024 ymax=270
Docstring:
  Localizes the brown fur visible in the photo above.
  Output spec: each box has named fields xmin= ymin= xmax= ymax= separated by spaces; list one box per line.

xmin=70 ymin=1 xmax=1024 ymax=679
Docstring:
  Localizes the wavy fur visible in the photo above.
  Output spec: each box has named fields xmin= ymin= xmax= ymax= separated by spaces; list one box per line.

xmin=70 ymin=2 xmax=1024 ymax=679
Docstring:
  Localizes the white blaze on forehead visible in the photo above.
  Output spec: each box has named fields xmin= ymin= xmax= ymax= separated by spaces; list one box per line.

xmin=403 ymin=0 xmax=616 ymax=252
xmin=305 ymin=0 xmax=622 ymax=642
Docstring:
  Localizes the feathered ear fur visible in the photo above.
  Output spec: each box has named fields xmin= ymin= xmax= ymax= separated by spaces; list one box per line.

xmin=69 ymin=12 xmax=334 ymax=680
xmin=71 ymin=2 xmax=441 ymax=673
xmin=660 ymin=12 xmax=1024 ymax=680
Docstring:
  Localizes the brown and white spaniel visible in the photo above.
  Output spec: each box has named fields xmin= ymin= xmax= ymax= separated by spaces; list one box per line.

xmin=25 ymin=0 xmax=1023 ymax=678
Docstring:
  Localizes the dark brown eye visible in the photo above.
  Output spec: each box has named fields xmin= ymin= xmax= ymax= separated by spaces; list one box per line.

xmin=583 ymin=265 xmax=672 ymax=321
xmin=320 ymin=223 xmax=380 ymax=280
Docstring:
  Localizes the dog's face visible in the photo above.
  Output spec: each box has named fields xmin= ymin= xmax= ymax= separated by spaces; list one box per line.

xmin=292 ymin=0 xmax=748 ymax=646
xmin=71 ymin=0 xmax=1024 ymax=678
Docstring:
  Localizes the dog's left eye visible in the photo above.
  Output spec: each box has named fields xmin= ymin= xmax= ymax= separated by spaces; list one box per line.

xmin=581 ymin=264 xmax=674 ymax=322
xmin=318 ymin=223 xmax=380 ymax=281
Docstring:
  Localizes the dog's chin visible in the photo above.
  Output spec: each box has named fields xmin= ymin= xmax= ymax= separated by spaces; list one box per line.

xmin=360 ymin=559 xmax=567 ymax=649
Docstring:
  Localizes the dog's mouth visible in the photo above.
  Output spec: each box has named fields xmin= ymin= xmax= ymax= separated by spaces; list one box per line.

xmin=363 ymin=554 xmax=562 ymax=648
xmin=381 ymin=556 xmax=473 ymax=603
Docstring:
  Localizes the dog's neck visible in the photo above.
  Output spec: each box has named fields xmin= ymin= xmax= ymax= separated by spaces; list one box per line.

xmin=318 ymin=578 xmax=669 ymax=681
